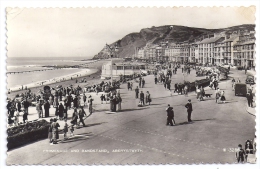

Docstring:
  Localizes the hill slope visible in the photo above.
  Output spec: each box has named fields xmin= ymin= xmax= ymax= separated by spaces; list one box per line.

xmin=92 ymin=24 xmax=255 ymax=60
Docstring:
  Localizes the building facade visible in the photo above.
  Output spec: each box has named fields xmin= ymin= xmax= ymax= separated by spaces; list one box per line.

xmin=233 ymin=31 xmax=255 ymax=68
xmin=131 ymin=30 xmax=255 ymax=67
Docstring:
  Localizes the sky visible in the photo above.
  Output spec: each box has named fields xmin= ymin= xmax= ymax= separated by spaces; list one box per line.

xmin=6 ymin=6 xmax=256 ymax=58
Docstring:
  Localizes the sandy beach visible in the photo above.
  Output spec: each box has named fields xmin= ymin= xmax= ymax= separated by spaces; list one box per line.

xmin=7 ymin=59 xmax=113 ymax=99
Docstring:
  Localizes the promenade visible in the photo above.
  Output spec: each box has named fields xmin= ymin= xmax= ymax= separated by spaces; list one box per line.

xmin=7 ymin=67 xmax=255 ymax=164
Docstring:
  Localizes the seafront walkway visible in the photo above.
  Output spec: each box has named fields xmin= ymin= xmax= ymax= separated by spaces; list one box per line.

xmin=7 ymin=67 xmax=255 ymax=164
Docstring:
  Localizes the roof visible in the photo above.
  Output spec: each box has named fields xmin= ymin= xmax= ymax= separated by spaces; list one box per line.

xmin=197 ymin=36 xmax=224 ymax=44
xmin=223 ymin=35 xmax=239 ymax=42
xmin=214 ymin=43 xmax=225 ymax=48
xmin=233 ymin=39 xmax=255 ymax=46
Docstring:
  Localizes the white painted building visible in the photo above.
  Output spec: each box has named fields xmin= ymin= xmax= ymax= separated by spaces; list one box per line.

xmin=101 ymin=61 xmax=147 ymax=79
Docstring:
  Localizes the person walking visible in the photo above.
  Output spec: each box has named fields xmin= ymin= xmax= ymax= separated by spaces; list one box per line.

xmin=215 ymin=88 xmax=221 ymax=103
xmin=100 ymin=94 xmax=105 ymax=104
xmin=36 ymin=101 xmax=43 ymax=118
xmin=127 ymin=82 xmax=131 ymax=90
xmin=155 ymin=76 xmax=158 ymax=84
xmin=220 ymin=91 xmax=226 ymax=103
xmin=73 ymin=96 xmax=78 ymax=109
xmin=142 ymin=78 xmax=145 ymax=88
xmin=117 ymin=94 xmax=122 ymax=111
xmin=83 ymin=93 xmax=87 ymax=106
xmin=71 ymin=108 xmax=78 ymax=127
xmin=139 ymin=77 xmax=142 ymax=88
xmin=246 ymin=92 xmax=253 ymax=107
xmin=185 ymin=99 xmax=193 ymax=123
xmin=63 ymin=120 xmax=69 ymax=140
xmin=135 ymin=86 xmax=139 ymax=99
xmin=130 ymin=82 xmax=133 ymax=90
xmin=140 ymin=91 xmax=145 ymax=106
xmin=58 ymin=102 xmax=64 ymax=120
xmin=44 ymin=100 xmax=50 ymax=118
xmin=51 ymin=118 xmax=60 ymax=144
xmin=166 ymin=104 xmax=175 ymax=126
xmin=63 ymin=105 xmax=68 ymax=120
xmin=236 ymin=144 xmax=246 ymax=163
xmin=88 ymin=95 xmax=94 ymax=114
xmin=146 ymin=91 xmax=151 ymax=105
xmin=78 ymin=109 xmax=86 ymax=127
xmin=23 ymin=98 xmax=30 ymax=114
xmin=48 ymin=118 xmax=54 ymax=143
xmin=22 ymin=109 xmax=28 ymax=123
xmin=232 ymin=78 xmax=236 ymax=90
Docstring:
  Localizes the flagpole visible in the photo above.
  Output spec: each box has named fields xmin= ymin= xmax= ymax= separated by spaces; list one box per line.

xmin=111 ymin=56 xmax=113 ymax=83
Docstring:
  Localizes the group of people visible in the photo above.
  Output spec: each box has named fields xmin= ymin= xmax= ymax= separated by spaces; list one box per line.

xmin=134 ymin=86 xmax=151 ymax=106
xmin=166 ymin=99 xmax=193 ymax=126
xmin=235 ymin=139 xmax=256 ymax=163
xmin=7 ymin=97 xmax=31 ymax=127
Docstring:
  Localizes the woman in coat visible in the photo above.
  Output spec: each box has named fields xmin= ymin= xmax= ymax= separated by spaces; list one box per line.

xmin=146 ymin=91 xmax=151 ymax=105
xmin=71 ymin=108 xmax=78 ymax=126
xmin=51 ymin=118 xmax=60 ymax=144
xmin=58 ymin=102 xmax=64 ymax=120
xmin=44 ymin=100 xmax=50 ymax=117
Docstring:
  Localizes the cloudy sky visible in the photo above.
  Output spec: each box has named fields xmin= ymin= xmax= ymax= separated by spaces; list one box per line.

xmin=7 ymin=6 xmax=255 ymax=58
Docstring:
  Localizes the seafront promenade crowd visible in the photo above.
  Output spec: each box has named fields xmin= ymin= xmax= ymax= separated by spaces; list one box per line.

xmin=6 ymin=62 xmax=255 ymax=148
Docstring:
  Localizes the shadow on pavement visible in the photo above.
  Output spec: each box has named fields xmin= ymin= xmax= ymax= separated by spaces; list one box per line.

xmin=59 ymin=136 xmax=90 ymax=144
xmin=217 ymin=100 xmax=238 ymax=104
xmin=107 ymin=107 xmax=150 ymax=114
xmin=176 ymin=118 xmax=215 ymax=126
xmin=85 ymin=122 xmax=106 ymax=127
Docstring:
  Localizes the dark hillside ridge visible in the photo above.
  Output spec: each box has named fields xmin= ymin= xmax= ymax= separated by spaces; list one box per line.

xmin=93 ymin=24 xmax=255 ymax=60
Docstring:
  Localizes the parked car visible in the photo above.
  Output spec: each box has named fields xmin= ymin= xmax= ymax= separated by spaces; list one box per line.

xmin=235 ymin=83 xmax=247 ymax=97
xmin=246 ymin=75 xmax=255 ymax=84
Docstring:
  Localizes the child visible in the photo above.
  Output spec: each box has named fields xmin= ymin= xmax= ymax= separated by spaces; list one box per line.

xmin=63 ymin=120 xmax=68 ymax=140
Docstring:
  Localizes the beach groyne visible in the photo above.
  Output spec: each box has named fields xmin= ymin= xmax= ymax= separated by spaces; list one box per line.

xmin=9 ymin=68 xmax=99 ymax=92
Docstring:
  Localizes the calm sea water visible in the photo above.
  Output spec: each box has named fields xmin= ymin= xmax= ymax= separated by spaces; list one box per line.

xmin=7 ymin=56 xmax=93 ymax=88
xmin=7 ymin=56 xmax=91 ymax=72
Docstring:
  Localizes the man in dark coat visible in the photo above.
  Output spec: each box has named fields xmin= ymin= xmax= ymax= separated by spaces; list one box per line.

xmin=135 ymin=86 xmax=139 ymax=99
xmin=139 ymin=77 xmax=142 ymax=88
xmin=166 ymin=104 xmax=175 ymax=126
xmin=67 ymin=94 xmax=72 ymax=109
xmin=44 ymin=100 xmax=50 ymax=117
xmin=23 ymin=98 xmax=30 ymax=114
xmin=185 ymin=99 xmax=193 ymax=123
xmin=78 ymin=109 xmax=86 ymax=127
xmin=246 ymin=92 xmax=253 ymax=107
xmin=127 ymin=82 xmax=131 ymax=90
xmin=140 ymin=91 xmax=145 ymax=106
xmin=73 ymin=96 xmax=78 ymax=108
xmin=58 ymin=102 xmax=64 ymax=120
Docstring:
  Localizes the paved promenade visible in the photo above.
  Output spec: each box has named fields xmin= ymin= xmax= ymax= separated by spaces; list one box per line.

xmin=7 ymin=68 xmax=255 ymax=164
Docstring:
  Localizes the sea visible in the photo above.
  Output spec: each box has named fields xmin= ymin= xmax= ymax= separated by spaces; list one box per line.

xmin=7 ymin=56 xmax=93 ymax=89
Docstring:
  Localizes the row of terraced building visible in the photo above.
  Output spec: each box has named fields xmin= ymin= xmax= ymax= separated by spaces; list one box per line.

xmin=136 ymin=30 xmax=255 ymax=68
